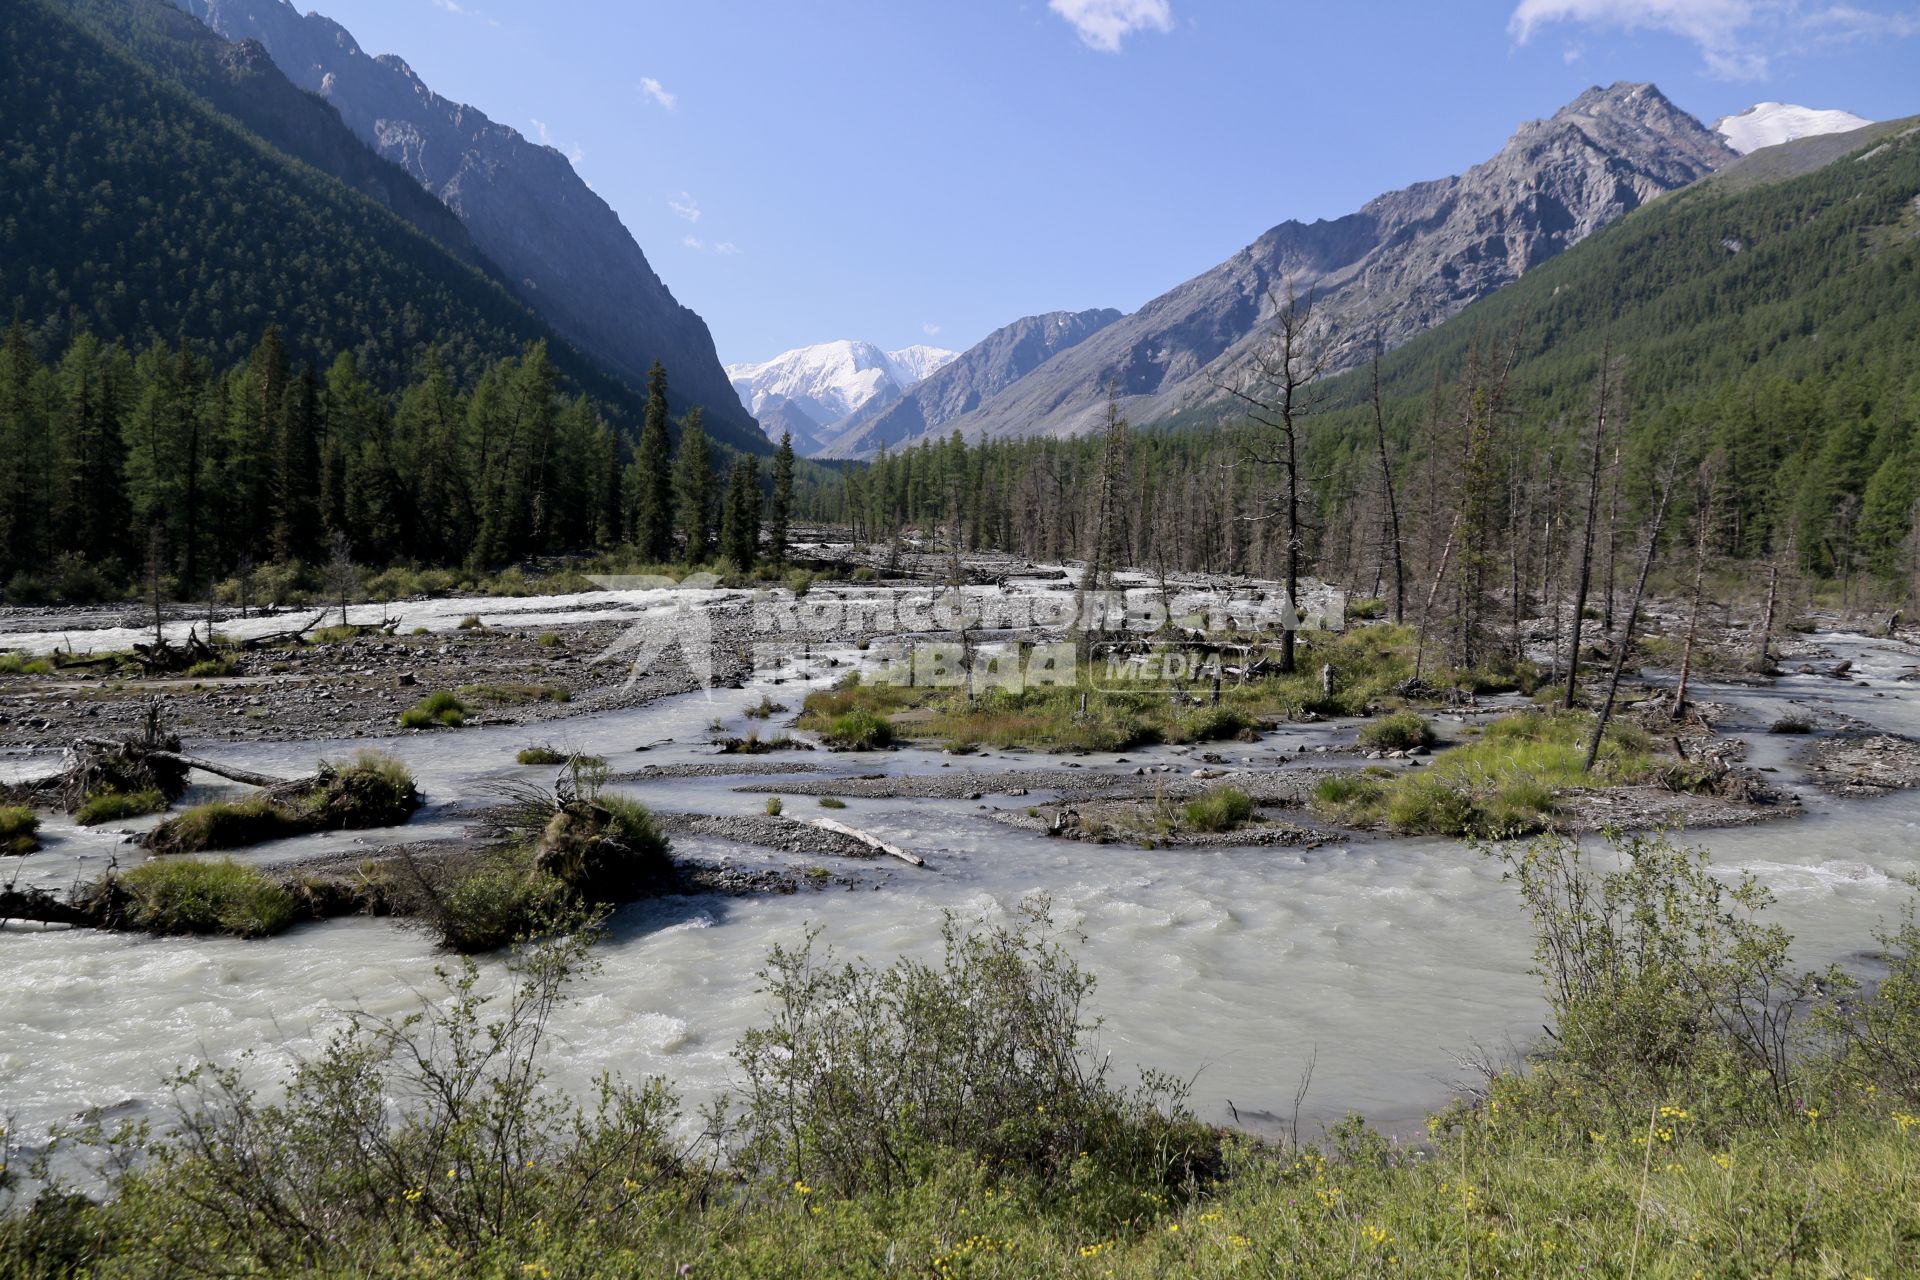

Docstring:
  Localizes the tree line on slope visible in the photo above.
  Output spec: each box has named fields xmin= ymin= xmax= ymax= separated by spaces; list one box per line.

xmin=0 ymin=324 xmax=798 ymax=603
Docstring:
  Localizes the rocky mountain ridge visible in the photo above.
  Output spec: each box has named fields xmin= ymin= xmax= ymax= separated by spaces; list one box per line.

xmin=911 ymin=82 xmax=1736 ymax=445
xmin=170 ymin=0 xmax=761 ymax=449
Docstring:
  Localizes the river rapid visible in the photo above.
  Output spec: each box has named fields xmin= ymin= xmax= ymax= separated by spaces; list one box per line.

xmin=4 ymin=595 xmax=1919 ymax=1153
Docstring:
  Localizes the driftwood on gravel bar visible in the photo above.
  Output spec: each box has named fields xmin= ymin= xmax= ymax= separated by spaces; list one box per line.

xmin=74 ymin=736 xmax=295 ymax=791
xmin=803 ymin=816 xmax=925 ymax=867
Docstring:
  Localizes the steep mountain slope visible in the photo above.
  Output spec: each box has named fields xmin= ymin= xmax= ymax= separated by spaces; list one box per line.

xmin=1705 ymin=116 xmax=1919 ymax=192
xmin=932 ymin=82 xmax=1731 ymax=444
xmin=820 ymin=309 xmax=1125 ymax=458
xmin=49 ymin=0 xmax=490 ymax=275
xmin=170 ymin=0 xmax=759 ymax=447
xmin=725 ymin=340 xmax=958 ymax=448
xmin=1714 ymin=102 xmax=1873 ymax=154
xmin=0 ymin=0 xmax=665 ymax=424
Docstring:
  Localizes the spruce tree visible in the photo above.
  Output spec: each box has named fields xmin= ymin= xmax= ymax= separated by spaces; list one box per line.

xmin=720 ymin=455 xmax=762 ymax=570
xmin=632 ymin=359 xmax=675 ymax=560
xmin=672 ymin=407 xmax=713 ymax=562
xmin=768 ymin=430 xmax=795 ymax=566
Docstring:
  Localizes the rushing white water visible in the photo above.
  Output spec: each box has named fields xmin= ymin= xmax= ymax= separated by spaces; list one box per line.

xmin=5 ymin=625 xmax=1920 ymax=1152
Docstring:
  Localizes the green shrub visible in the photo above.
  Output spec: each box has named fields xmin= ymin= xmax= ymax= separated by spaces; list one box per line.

xmin=820 ymin=708 xmax=894 ymax=750
xmin=1183 ymin=785 xmax=1254 ymax=833
xmin=1357 ymin=710 xmax=1435 ymax=752
xmin=456 ymin=614 xmax=485 ymax=630
xmin=74 ymin=787 xmax=167 ymax=826
xmin=118 ymin=858 xmax=297 ymax=937
xmin=764 ymin=797 xmax=784 ymax=816
xmin=818 ymin=796 xmax=847 ymax=810
xmin=309 ymin=624 xmax=364 ymax=645
xmin=536 ymin=630 xmax=565 ymax=648
xmin=0 ymin=805 xmax=41 ymax=854
xmin=434 ymin=853 xmax=571 ymax=954
xmin=734 ymin=899 xmax=1213 ymax=1216
xmin=1769 ymin=714 xmax=1814 ymax=734
xmin=184 ymin=657 xmax=238 ymax=679
xmin=1311 ymin=774 xmax=1386 ymax=821
xmin=400 ymin=690 xmax=468 ymax=728
xmin=516 ymin=746 xmax=603 ymax=767
xmin=0 ymin=652 xmax=55 ymax=676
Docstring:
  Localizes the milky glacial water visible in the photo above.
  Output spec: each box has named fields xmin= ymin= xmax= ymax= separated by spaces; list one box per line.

xmin=5 ymin=619 xmax=1919 ymax=1153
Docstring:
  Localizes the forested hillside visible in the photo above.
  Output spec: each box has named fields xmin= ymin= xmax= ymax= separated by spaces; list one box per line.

xmin=818 ymin=120 xmax=1920 ymax=604
xmin=0 ymin=0 xmax=764 ymax=454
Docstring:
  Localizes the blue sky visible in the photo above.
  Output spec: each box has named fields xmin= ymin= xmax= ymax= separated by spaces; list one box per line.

xmin=306 ymin=0 xmax=1920 ymax=364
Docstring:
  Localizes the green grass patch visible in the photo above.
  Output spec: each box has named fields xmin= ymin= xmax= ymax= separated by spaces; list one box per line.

xmin=0 ymin=804 xmax=41 ymax=854
xmin=1183 ymin=785 xmax=1254 ymax=833
xmin=74 ymin=787 xmax=168 ymax=826
xmin=817 ymin=796 xmax=847 ymax=810
xmin=0 ymin=652 xmax=56 ymax=676
xmin=1312 ymin=708 xmax=1655 ymax=837
xmin=308 ymin=624 xmax=365 ymax=646
xmin=184 ymin=657 xmax=238 ymax=679
xmin=1356 ymin=710 xmax=1435 ymax=752
xmin=399 ymin=690 xmax=468 ymax=729
xmin=116 ymin=858 xmax=296 ymax=937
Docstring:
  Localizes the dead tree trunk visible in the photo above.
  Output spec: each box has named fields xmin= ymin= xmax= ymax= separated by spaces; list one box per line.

xmin=1370 ymin=340 xmax=1406 ymax=624
xmin=1585 ymin=467 xmax=1676 ymax=773
xmin=1563 ymin=347 xmax=1613 ymax=709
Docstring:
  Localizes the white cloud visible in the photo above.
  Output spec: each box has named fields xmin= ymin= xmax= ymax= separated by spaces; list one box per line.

xmin=682 ymin=235 xmax=704 ymax=250
xmin=1048 ymin=0 xmax=1173 ymax=52
xmin=922 ymin=322 xmax=943 ymax=336
xmin=529 ymin=118 xmax=554 ymax=146
xmin=639 ymin=76 xmax=679 ymax=111
xmin=1509 ymin=0 xmax=1920 ymax=79
xmin=714 ymin=241 xmax=742 ymax=256
xmin=667 ymin=192 xmax=702 ymax=223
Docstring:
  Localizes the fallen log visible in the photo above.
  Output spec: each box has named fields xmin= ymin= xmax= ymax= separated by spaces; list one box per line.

xmin=75 ymin=737 xmax=294 ymax=791
xmin=803 ymin=816 xmax=925 ymax=867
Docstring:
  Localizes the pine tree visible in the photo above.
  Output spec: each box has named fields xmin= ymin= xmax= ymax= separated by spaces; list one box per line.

xmin=631 ymin=360 xmax=675 ymax=560
xmin=768 ymin=430 xmax=795 ymax=566
xmin=672 ymin=408 xmax=714 ymax=562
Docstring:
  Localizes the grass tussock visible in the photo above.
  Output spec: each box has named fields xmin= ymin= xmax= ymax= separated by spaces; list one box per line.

xmin=399 ymin=690 xmax=468 ymax=729
xmin=1356 ymin=710 xmax=1435 ymax=752
xmin=516 ymin=746 xmax=605 ymax=767
xmin=114 ymin=858 xmax=297 ymax=937
xmin=0 ymin=804 xmax=41 ymax=854
xmin=1183 ymin=785 xmax=1255 ymax=833
xmin=147 ymin=753 xmax=419 ymax=853
xmin=73 ymin=787 xmax=168 ymax=826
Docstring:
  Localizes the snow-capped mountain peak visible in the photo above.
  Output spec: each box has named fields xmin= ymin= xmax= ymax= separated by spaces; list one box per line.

xmin=726 ymin=340 xmax=959 ymax=441
xmin=1714 ymin=102 xmax=1872 ymax=155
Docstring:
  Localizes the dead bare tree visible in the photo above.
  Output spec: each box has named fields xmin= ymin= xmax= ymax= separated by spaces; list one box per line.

xmin=1369 ymin=336 xmax=1406 ymax=624
xmin=1585 ymin=462 xmax=1677 ymax=773
xmin=1218 ymin=283 xmax=1330 ymax=675
xmin=1563 ymin=343 xmax=1614 ymax=709
xmin=1670 ymin=449 xmax=1725 ymax=719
